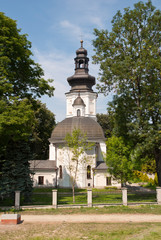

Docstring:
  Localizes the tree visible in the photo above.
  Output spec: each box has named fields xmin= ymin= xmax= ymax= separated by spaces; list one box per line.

xmin=1 ymin=140 xmax=33 ymax=200
xmin=92 ymin=1 xmax=161 ymax=185
xmin=96 ymin=113 xmax=112 ymax=138
xmin=64 ymin=129 xmax=94 ymax=203
xmin=0 ymin=12 xmax=55 ymax=198
xmin=30 ymin=100 xmax=56 ymax=160
xmin=0 ymin=98 xmax=35 ymax=198
xmin=106 ymin=136 xmax=134 ymax=186
xmin=0 ymin=12 xmax=54 ymax=100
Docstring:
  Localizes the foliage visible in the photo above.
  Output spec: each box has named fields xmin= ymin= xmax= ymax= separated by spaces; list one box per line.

xmin=92 ymin=1 xmax=161 ymax=185
xmin=0 ymin=13 xmax=55 ymax=198
xmin=106 ymin=136 xmax=135 ymax=185
xmin=96 ymin=113 xmax=112 ymax=138
xmin=0 ymin=98 xmax=35 ymax=143
xmin=30 ymin=100 xmax=56 ymax=160
xmin=134 ymin=170 xmax=158 ymax=186
xmin=1 ymin=140 xmax=33 ymax=200
xmin=0 ymin=12 xmax=54 ymax=100
xmin=64 ymin=129 xmax=94 ymax=203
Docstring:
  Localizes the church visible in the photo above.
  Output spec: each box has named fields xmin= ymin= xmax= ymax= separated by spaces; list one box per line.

xmin=30 ymin=41 xmax=118 ymax=188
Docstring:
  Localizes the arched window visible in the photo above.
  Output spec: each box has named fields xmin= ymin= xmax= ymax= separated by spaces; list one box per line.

xmin=59 ymin=165 xmax=62 ymax=179
xmin=79 ymin=59 xmax=84 ymax=68
xmin=87 ymin=165 xmax=91 ymax=179
xmin=77 ymin=109 xmax=80 ymax=117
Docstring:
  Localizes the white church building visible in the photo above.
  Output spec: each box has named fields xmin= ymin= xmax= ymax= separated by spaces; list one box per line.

xmin=30 ymin=41 xmax=118 ymax=188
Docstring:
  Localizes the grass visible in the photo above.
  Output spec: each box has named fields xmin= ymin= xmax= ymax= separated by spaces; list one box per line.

xmin=1 ymin=204 xmax=161 ymax=215
xmin=1 ymin=222 xmax=161 ymax=240
xmin=0 ymin=187 xmax=156 ymax=206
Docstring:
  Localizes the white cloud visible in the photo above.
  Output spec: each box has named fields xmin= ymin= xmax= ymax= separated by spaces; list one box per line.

xmin=88 ymin=16 xmax=104 ymax=29
xmin=60 ymin=20 xmax=93 ymax=43
xmin=34 ymin=48 xmax=74 ymax=100
xmin=60 ymin=20 xmax=82 ymax=39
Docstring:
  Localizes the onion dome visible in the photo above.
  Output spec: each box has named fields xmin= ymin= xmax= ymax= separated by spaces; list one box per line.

xmin=76 ymin=40 xmax=87 ymax=56
xmin=67 ymin=40 xmax=95 ymax=92
xmin=49 ymin=117 xmax=105 ymax=143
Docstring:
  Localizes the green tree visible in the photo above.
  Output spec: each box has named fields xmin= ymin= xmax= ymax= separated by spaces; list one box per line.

xmin=96 ymin=113 xmax=112 ymax=138
xmin=106 ymin=136 xmax=134 ymax=186
xmin=0 ymin=12 xmax=55 ymax=198
xmin=64 ymin=129 xmax=94 ymax=203
xmin=1 ymin=140 xmax=33 ymax=200
xmin=0 ymin=98 xmax=35 ymax=198
xmin=92 ymin=1 xmax=161 ymax=185
xmin=0 ymin=12 xmax=54 ymax=100
xmin=31 ymin=100 xmax=56 ymax=160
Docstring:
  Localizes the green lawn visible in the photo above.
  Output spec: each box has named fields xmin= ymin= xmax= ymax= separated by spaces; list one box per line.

xmin=0 ymin=187 xmax=156 ymax=206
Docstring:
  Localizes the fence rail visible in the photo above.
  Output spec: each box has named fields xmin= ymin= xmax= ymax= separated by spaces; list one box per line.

xmin=1 ymin=187 xmax=161 ymax=209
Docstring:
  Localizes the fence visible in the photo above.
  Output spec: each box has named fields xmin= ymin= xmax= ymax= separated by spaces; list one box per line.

xmin=1 ymin=187 xmax=161 ymax=209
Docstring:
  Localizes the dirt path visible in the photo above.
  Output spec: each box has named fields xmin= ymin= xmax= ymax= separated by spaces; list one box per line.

xmin=14 ymin=214 xmax=161 ymax=223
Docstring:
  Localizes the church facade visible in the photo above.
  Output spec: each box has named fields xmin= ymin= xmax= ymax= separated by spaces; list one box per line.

xmin=30 ymin=41 xmax=118 ymax=188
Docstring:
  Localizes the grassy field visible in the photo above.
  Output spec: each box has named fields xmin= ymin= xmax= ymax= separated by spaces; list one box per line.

xmin=1 ymin=222 xmax=161 ymax=240
xmin=1 ymin=205 xmax=161 ymax=215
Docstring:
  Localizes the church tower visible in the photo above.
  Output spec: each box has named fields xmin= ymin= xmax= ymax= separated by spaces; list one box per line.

xmin=65 ymin=40 xmax=97 ymax=120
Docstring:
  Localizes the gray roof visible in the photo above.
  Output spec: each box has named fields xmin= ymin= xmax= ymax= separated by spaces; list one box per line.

xmin=72 ymin=96 xmax=86 ymax=106
xmin=30 ymin=160 xmax=57 ymax=170
xmin=50 ymin=116 xmax=105 ymax=143
xmin=95 ymin=161 xmax=108 ymax=170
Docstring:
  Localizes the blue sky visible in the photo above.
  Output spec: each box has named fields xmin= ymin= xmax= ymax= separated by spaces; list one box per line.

xmin=1 ymin=0 xmax=161 ymax=122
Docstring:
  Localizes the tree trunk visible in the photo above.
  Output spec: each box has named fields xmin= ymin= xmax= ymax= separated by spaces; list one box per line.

xmin=155 ymin=148 xmax=161 ymax=186
xmin=72 ymin=185 xmax=75 ymax=203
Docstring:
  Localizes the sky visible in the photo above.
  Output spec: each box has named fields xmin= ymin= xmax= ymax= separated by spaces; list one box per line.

xmin=1 ymin=0 xmax=161 ymax=122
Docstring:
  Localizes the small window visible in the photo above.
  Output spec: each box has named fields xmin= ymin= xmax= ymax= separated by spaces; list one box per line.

xmin=79 ymin=59 xmax=84 ymax=68
xmin=77 ymin=109 xmax=80 ymax=117
xmin=38 ymin=176 xmax=44 ymax=185
xmin=59 ymin=165 xmax=63 ymax=179
xmin=106 ymin=177 xmax=111 ymax=186
xmin=87 ymin=165 xmax=91 ymax=179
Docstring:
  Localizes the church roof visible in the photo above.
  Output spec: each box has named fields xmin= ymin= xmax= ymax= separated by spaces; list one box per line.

xmin=95 ymin=161 xmax=108 ymax=170
xmin=67 ymin=40 xmax=95 ymax=92
xmin=50 ymin=116 xmax=105 ymax=143
xmin=72 ymin=95 xmax=86 ymax=106
xmin=30 ymin=160 xmax=57 ymax=170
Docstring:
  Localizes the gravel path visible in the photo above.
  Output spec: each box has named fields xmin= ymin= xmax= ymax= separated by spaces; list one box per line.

xmin=19 ymin=214 xmax=161 ymax=223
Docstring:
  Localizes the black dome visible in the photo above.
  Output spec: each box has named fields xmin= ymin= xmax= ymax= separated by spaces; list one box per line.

xmin=50 ymin=117 xmax=105 ymax=143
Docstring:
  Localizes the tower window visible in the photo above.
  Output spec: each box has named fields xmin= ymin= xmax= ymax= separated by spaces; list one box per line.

xmin=79 ymin=60 xmax=84 ymax=68
xmin=77 ymin=109 xmax=80 ymax=117
xmin=59 ymin=165 xmax=63 ymax=179
xmin=87 ymin=165 xmax=91 ymax=179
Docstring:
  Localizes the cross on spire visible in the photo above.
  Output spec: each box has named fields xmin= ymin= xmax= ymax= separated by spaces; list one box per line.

xmin=80 ymin=39 xmax=83 ymax=48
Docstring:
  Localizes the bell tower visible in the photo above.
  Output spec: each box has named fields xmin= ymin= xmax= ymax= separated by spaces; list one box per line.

xmin=65 ymin=40 xmax=97 ymax=120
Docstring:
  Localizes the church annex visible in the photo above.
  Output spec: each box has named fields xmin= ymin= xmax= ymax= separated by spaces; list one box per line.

xmin=30 ymin=41 xmax=117 ymax=188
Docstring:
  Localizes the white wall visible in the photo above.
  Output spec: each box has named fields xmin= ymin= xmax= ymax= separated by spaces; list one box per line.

xmin=65 ymin=91 xmax=97 ymax=120
xmin=32 ymin=171 xmax=56 ymax=187
xmin=56 ymin=146 xmax=96 ymax=188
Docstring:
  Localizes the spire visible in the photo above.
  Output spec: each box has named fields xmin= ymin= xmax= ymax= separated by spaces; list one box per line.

xmin=67 ymin=41 xmax=95 ymax=92
xmin=80 ymin=39 xmax=83 ymax=48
